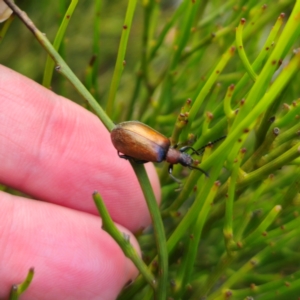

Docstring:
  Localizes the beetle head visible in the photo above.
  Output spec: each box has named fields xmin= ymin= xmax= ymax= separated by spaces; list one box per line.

xmin=178 ymin=152 xmax=193 ymax=167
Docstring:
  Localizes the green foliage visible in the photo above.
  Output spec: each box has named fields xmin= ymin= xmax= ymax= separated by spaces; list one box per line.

xmin=3 ymin=0 xmax=300 ymax=299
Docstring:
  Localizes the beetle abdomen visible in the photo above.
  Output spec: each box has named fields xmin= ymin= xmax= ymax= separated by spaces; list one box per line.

xmin=111 ymin=121 xmax=170 ymax=163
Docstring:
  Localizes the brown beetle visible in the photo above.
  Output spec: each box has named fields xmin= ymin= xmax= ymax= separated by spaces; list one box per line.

xmin=111 ymin=121 xmax=225 ymax=179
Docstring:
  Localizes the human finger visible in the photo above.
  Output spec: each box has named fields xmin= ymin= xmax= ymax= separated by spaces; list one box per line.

xmin=0 ymin=65 xmax=161 ymax=232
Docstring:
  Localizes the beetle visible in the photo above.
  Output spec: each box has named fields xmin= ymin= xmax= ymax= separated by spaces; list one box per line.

xmin=111 ymin=121 xmax=225 ymax=180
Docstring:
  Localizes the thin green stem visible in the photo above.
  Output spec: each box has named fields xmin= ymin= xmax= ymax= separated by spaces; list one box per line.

xmin=207 ymin=229 xmax=299 ymax=299
xmin=226 ymin=270 xmax=300 ymax=300
xmin=174 ymin=181 xmax=220 ymax=298
xmin=236 ymin=18 xmax=257 ymax=82
xmin=224 ymin=149 xmax=245 ymax=254
xmin=230 ymin=205 xmax=282 ymax=251
xmin=0 ymin=13 xmax=14 ymax=44
xmin=184 ymin=46 xmax=235 ymax=136
xmin=93 ymin=191 xmax=156 ymax=289
xmin=233 ymin=12 xmax=285 ymax=101
xmin=242 ymin=127 xmax=280 ymax=172
xmin=232 ymin=0 xmax=300 ymax=128
xmin=169 ymin=0 xmax=198 ymax=71
xmin=240 ymin=142 xmax=300 ymax=189
xmin=148 ymin=0 xmax=188 ymax=61
xmin=84 ymin=0 xmax=102 ymax=98
xmin=42 ymin=0 xmax=78 ymax=88
xmin=130 ymin=163 xmax=168 ymax=300
xmin=226 ymin=51 xmax=300 ymax=169
xmin=9 ymin=268 xmax=34 ymax=300
xmin=106 ymin=0 xmax=137 ymax=117
xmin=223 ymin=84 xmax=235 ymax=122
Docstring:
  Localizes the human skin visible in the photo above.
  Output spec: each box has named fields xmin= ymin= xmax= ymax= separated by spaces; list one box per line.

xmin=0 ymin=65 xmax=161 ymax=299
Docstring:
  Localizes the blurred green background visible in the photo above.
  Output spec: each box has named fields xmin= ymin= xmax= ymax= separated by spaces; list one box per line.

xmin=1 ymin=1 xmax=177 ymax=108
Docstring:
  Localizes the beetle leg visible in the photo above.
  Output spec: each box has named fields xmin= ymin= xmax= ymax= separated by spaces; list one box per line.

xmin=117 ymin=151 xmax=148 ymax=164
xmin=133 ymin=159 xmax=148 ymax=164
xmin=168 ymin=164 xmax=183 ymax=189
xmin=117 ymin=151 xmax=132 ymax=160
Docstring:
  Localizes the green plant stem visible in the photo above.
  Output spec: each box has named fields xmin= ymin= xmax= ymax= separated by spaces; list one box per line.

xmin=92 ymin=191 xmax=156 ymax=289
xmin=42 ymin=0 xmax=78 ymax=88
xmin=257 ymin=140 xmax=295 ymax=168
xmin=240 ymin=142 xmax=300 ymax=189
xmin=125 ymin=0 xmax=156 ymax=121
xmin=226 ymin=50 xmax=300 ymax=169
xmin=167 ymin=166 xmax=222 ymax=257
xmin=92 ymin=0 xmax=101 ymax=88
xmin=206 ymin=51 xmax=300 ymax=180
xmin=169 ymin=98 xmax=192 ymax=146
xmin=216 ymin=141 xmax=300 ymax=208
xmin=249 ymin=215 xmax=300 ymax=249
xmin=274 ymin=121 xmax=300 ymax=147
xmin=249 ymin=13 xmax=286 ymax=147
xmin=9 ymin=268 xmax=34 ymax=300
xmin=105 ymin=0 xmax=137 ymax=117
xmin=232 ymin=0 xmax=300 ymax=128
xmin=192 ymin=117 xmax=228 ymax=152
xmin=227 ymin=269 xmax=300 ymax=299
xmin=0 ymin=13 xmax=14 ymax=44
xmin=184 ymin=46 xmax=236 ymax=135
xmin=4 ymin=0 xmax=114 ymax=131
xmin=178 ymin=51 xmax=300 ymax=239
xmin=197 ymin=0 xmax=235 ymax=27
xmin=140 ymin=0 xmax=155 ymax=92
xmin=85 ymin=0 xmax=102 ymax=98
xmin=174 ymin=181 xmax=220 ymax=298
xmin=130 ymin=162 xmax=168 ymax=300
xmin=204 ymin=166 xmax=300 ymax=236
xmin=196 ymin=252 xmax=236 ymax=298
xmin=235 ymin=174 xmax=274 ymax=241
xmin=236 ymin=18 xmax=257 ymax=82
xmin=207 ymin=229 xmax=299 ymax=299
xmin=170 ymin=0 xmax=197 ymax=71
xmin=242 ymin=127 xmax=280 ymax=172
xmin=186 ymin=51 xmax=300 ymax=243
xmin=122 ymin=163 xmax=224 ymax=299
xmin=282 ymin=166 xmax=300 ymax=206
xmin=161 ymin=168 xmax=200 ymax=216
xmin=223 ymin=84 xmax=235 ymax=124
xmin=148 ymin=0 xmax=188 ymax=61
xmin=224 ymin=149 xmax=245 ymax=254
xmin=231 ymin=205 xmax=282 ymax=251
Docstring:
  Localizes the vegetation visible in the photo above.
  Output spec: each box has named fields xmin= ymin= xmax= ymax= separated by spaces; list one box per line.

xmin=2 ymin=0 xmax=300 ymax=299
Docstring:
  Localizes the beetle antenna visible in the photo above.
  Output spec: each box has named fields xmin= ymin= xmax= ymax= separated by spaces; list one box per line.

xmin=188 ymin=165 xmax=209 ymax=177
xmin=194 ymin=135 xmax=226 ymax=154
xmin=178 ymin=145 xmax=200 ymax=154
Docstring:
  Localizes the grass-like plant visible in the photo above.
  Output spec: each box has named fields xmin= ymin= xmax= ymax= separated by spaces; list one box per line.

xmin=2 ymin=0 xmax=300 ymax=299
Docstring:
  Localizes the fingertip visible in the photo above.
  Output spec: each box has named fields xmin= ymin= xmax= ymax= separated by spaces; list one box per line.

xmin=0 ymin=192 xmax=140 ymax=299
xmin=0 ymin=65 xmax=161 ymax=232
